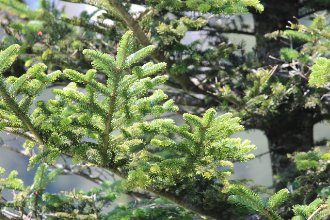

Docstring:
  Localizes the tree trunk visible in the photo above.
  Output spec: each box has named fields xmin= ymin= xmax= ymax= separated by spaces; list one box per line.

xmin=264 ymin=111 xmax=315 ymax=189
xmin=252 ymin=0 xmax=315 ymax=190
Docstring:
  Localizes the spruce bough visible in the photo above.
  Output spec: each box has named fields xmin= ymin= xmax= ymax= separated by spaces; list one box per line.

xmin=0 ymin=31 xmax=255 ymax=219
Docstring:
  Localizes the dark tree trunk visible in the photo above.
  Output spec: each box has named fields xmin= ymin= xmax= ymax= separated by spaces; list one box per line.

xmin=252 ymin=0 xmax=314 ymax=190
xmin=264 ymin=110 xmax=315 ymax=189
xmin=253 ymin=0 xmax=300 ymax=62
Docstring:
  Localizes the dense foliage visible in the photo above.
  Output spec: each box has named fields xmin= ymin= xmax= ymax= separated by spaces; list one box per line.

xmin=0 ymin=29 xmax=256 ymax=219
xmin=0 ymin=0 xmax=329 ymax=219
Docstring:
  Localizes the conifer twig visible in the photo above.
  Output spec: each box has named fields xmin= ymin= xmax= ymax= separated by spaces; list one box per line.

xmin=307 ymin=204 xmax=328 ymax=220
xmin=101 ymin=72 xmax=120 ymax=164
xmin=0 ymin=82 xmax=44 ymax=144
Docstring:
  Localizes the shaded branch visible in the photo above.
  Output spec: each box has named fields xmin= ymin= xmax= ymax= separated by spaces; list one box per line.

xmin=205 ymin=27 xmax=256 ymax=36
xmin=97 ymin=164 xmax=225 ymax=220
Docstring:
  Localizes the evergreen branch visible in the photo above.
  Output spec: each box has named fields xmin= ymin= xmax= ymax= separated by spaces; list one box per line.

xmin=0 ymin=81 xmax=43 ymax=144
xmin=61 ymin=0 xmax=222 ymax=104
xmin=268 ymin=189 xmax=289 ymax=210
xmin=0 ymin=0 xmax=36 ymax=19
xmin=148 ymin=187 xmax=217 ymax=219
xmin=103 ymin=0 xmax=221 ymax=101
xmin=106 ymin=0 xmax=152 ymax=47
xmin=307 ymin=204 xmax=328 ymax=220
xmin=229 ymin=185 xmax=283 ymax=220
xmin=0 ymin=30 xmax=256 ymax=219
xmin=64 ymin=69 xmax=110 ymax=96
xmin=102 ymin=75 xmax=119 ymax=158
xmin=116 ymin=31 xmax=134 ymax=69
xmin=60 ymin=0 xmax=108 ymax=9
xmin=97 ymin=164 xmax=218 ymax=220
xmin=0 ymin=45 xmax=44 ymax=144
xmin=309 ymin=58 xmax=330 ymax=88
xmin=0 ymin=44 xmax=20 ymax=75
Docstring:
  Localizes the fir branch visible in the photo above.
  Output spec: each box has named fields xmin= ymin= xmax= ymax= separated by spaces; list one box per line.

xmin=0 ymin=30 xmax=256 ymax=219
xmin=307 ymin=204 xmax=328 ymax=220
xmin=93 ymin=163 xmax=218 ymax=220
xmin=102 ymin=72 xmax=119 ymax=161
xmin=0 ymin=45 xmax=44 ymax=144
xmin=0 ymin=81 xmax=43 ymax=144
xmin=101 ymin=0 xmax=221 ymax=101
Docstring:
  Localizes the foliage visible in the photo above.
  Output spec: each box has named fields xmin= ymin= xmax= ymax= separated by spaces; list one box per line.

xmin=230 ymin=146 xmax=330 ymax=219
xmin=0 ymin=0 xmax=261 ymax=79
xmin=0 ymin=167 xmax=24 ymax=191
xmin=147 ymin=0 xmax=264 ymax=13
xmin=309 ymin=58 xmax=330 ymax=88
xmin=0 ymin=30 xmax=255 ymax=218
xmin=0 ymin=0 xmax=330 ymax=219
xmin=229 ymin=184 xmax=330 ymax=220
xmin=0 ymin=0 xmax=263 ymax=108
xmin=292 ymin=147 xmax=330 ymax=172
xmin=0 ymin=163 xmax=122 ymax=219
xmin=214 ymin=15 xmax=330 ymax=190
xmin=292 ymin=197 xmax=330 ymax=220
xmin=107 ymin=197 xmax=193 ymax=220
xmin=229 ymin=185 xmax=288 ymax=220
xmin=0 ymin=0 xmax=116 ymax=76
xmin=221 ymin=14 xmax=330 ymax=127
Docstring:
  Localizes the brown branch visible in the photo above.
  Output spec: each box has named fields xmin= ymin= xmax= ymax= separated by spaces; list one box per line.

xmin=204 ymin=27 xmax=256 ymax=36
